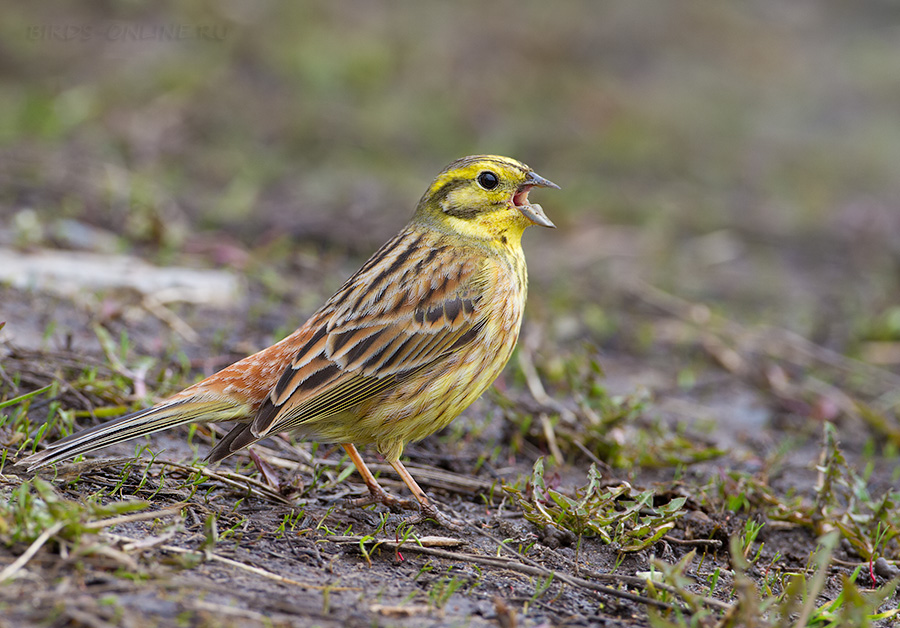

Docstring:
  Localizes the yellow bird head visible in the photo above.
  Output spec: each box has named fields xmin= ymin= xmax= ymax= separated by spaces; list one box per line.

xmin=414 ymin=155 xmax=559 ymax=243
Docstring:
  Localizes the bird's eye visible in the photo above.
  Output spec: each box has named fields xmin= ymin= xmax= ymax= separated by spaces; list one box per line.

xmin=477 ymin=171 xmax=499 ymax=190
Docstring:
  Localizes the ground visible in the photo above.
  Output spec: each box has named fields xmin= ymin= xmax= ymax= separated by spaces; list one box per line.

xmin=2 ymin=3 xmax=900 ymax=627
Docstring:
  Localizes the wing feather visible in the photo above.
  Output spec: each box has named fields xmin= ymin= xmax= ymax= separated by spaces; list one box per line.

xmin=251 ymin=232 xmax=488 ymax=439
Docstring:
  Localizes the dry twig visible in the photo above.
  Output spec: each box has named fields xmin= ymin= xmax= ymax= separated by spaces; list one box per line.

xmin=328 ymin=534 xmax=731 ymax=613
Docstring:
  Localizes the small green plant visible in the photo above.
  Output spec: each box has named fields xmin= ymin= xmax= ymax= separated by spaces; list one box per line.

xmin=772 ymin=531 xmax=899 ymax=627
xmin=647 ymin=530 xmax=900 ymax=627
xmin=413 ymin=560 xmax=434 ymax=581
xmin=511 ymin=458 xmax=686 ymax=551
xmin=358 ymin=534 xmax=379 ymax=567
xmin=2 ymin=478 xmax=149 ymax=546
xmin=0 ymin=478 xmax=156 ymax=583
xmin=529 ymin=573 xmax=554 ymax=605
xmin=645 ymin=549 xmax=714 ymax=623
xmin=275 ymin=509 xmax=305 ymax=539
xmin=706 ymin=567 xmax=721 ymax=596
xmin=428 ymin=573 xmax=466 ymax=609
xmin=219 ymin=515 xmax=248 ymax=542
xmin=812 ymin=423 xmax=900 ymax=562
xmin=200 ymin=512 xmax=218 ymax=553
xmin=708 ymin=422 xmax=900 ymax=567
xmin=740 ymin=518 xmax=765 ymax=562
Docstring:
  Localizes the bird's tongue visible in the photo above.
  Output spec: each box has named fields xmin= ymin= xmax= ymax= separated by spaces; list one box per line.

xmin=513 ymin=186 xmax=555 ymax=228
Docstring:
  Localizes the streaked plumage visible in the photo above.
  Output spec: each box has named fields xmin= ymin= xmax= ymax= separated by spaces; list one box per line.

xmin=20 ymin=155 xmax=558 ymax=527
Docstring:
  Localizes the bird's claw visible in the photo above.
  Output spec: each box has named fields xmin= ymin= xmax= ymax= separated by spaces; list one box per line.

xmin=349 ymin=478 xmax=463 ymax=529
xmin=350 ymin=487 xmax=417 ymax=513
xmin=403 ymin=502 xmax=465 ymax=531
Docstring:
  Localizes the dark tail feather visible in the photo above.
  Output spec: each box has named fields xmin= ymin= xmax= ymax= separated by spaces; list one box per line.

xmin=19 ymin=397 xmax=250 ymax=471
xmin=206 ymin=423 xmax=261 ymax=463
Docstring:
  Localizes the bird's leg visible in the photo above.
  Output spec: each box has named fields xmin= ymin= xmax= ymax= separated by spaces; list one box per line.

xmin=248 ymin=447 xmax=281 ymax=491
xmin=388 ymin=458 xmax=464 ymax=531
xmin=342 ymin=444 xmax=415 ymax=512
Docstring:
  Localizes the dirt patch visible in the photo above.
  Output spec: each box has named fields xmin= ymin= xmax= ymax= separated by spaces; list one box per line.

xmin=3 ymin=271 xmax=900 ymax=626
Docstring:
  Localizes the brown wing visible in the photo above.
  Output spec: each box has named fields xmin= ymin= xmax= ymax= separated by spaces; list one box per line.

xmin=250 ymin=231 xmax=488 ymax=440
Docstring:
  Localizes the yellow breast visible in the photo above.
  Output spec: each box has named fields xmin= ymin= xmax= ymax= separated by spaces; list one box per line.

xmin=364 ymin=251 xmax=527 ymax=460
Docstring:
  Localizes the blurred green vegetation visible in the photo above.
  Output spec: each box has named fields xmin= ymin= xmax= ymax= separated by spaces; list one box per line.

xmin=1 ymin=1 xmax=899 ymax=339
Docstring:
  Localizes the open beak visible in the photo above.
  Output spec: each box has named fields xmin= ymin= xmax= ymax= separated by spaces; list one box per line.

xmin=513 ymin=171 xmax=559 ymax=228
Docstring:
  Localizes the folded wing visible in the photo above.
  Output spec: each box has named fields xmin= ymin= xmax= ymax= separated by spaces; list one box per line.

xmin=207 ymin=242 xmax=488 ymax=461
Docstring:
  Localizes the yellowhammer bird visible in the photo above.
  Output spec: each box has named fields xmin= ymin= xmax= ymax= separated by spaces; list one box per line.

xmin=21 ymin=155 xmax=558 ymax=528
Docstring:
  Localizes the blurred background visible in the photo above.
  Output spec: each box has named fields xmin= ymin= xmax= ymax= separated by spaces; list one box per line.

xmin=1 ymin=1 xmax=900 ymax=360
